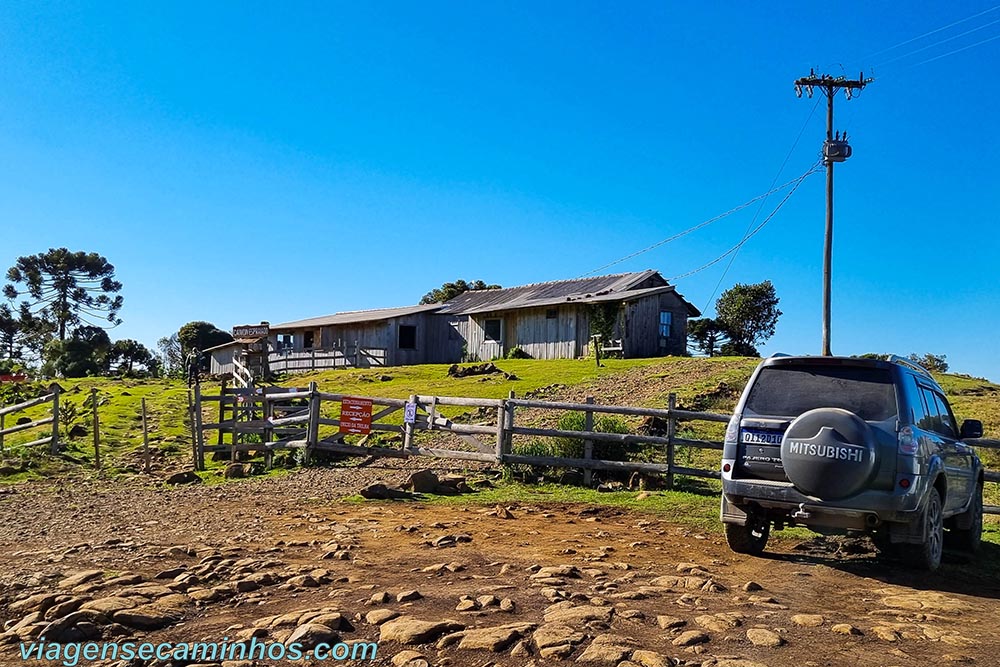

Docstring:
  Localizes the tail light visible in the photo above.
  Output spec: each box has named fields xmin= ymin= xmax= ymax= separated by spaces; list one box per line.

xmin=725 ymin=415 xmax=740 ymax=445
xmin=898 ymin=425 xmax=918 ymax=455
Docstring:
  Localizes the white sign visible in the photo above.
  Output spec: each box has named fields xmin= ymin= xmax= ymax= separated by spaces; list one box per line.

xmin=404 ymin=402 xmax=417 ymax=424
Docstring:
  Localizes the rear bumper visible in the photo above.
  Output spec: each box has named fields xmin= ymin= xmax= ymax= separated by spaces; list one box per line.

xmin=721 ymin=469 xmax=929 ymax=529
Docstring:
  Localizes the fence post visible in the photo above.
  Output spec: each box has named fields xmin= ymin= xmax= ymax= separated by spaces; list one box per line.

xmin=504 ymin=390 xmax=516 ymax=457
xmin=666 ymin=392 xmax=677 ymax=490
xmin=187 ymin=389 xmax=199 ymax=470
xmin=217 ymin=379 xmax=228 ymax=448
xmin=354 ymin=340 xmax=360 ymax=368
xmin=141 ymin=397 xmax=151 ymax=473
xmin=263 ymin=390 xmax=274 ymax=470
xmin=0 ymin=412 xmax=5 ymax=456
xmin=583 ymin=396 xmax=595 ymax=487
xmin=92 ymin=388 xmax=101 ymax=470
xmin=305 ymin=381 xmax=319 ymax=465
xmin=194 ymin=384 xmax=205 ymax=470
xmin=49 ymin=383 xmax=61 ymax=454
xmin=495 ymin=399 xmax=506 ymax=464
xmin=403 ymin=394 xmax=417 ymax=453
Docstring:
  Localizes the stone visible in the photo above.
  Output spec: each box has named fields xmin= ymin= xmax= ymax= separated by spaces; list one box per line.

xmin=477 ymin=594 xmax=499 ymax=608
xmin=671 ymin=630 xmax=709 ymax=647
xmin=871 ymin=626 xmax=901 ymax=642
xmin=630 ymin=650 xmax=673 ymax=667
xmin=397 ymin=590 xmax=423 ymax=603
xmin=743 ymin=581 xmax=763 ymax=592
xmin=511 ymin=639 xmax=532 ymax=658
xmin=58 ymin=570 xmax=103 ymax=589
xmin=832 ymin=623 xmax=863 ymax=636
xmin=533 ymin=623 xmax=586 ymax=650
xmin=499 ymin=598 xmax=516 ymax=612
xmin=790 ymin=614 xmax=825 ymax=627
xmin=233 ymin=579 xmax=260 ymax=593
xmin=369 ymin=591 xmax=391 ymax=605
xmin=164 ymin=470 xmax=202 ymax=484
xmin=361 ymin=484 xmax=414 ymax=500
xmin=112 ymin=604 xmax=182 ymax=630
xmin=405 ymin=470 xmax=440 ymax=494
xmin=695 ymin=613 xmax=742 ymax=633
xmin=455 ymin=623 xmax=536 ymax=651
xmin=288 ymin=575 xmax=319 ymax=588
xmin=656 ymin=615 xmax=686 ymax=629
xmin=543 ymin=604 xmax=614 ymax=625
xmin=81 ymin=597 xmax=140 ymax=617
xmin=575 ymin=634 xmax=635 ymax=664
xmin=746 ymin=628 xmax=784 ymax=647
xmin=288 ymin=622 xmax=339 ymax=649
xmin=455 ymin=599 xmax=478 ymax=612
xmin=224 ymin=462 xmax=246 ymax=479
xmin=379 ymin=617 xmax=464 ymax=644
xmin=366 ymin=609 xmax=400 ymax=625
xmin=392 ymin=650 xmax=427 ymax=667
xmin=10 ymin=594 xmax=60 ymax=614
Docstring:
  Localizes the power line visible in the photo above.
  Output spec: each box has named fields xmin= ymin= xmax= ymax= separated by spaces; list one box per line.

xmin=701 ymin=96 xmax=822 ymax=315
xmin=904 ymin=31 xmax=1000 ymax=68
xmin=873 ymin=17 xmax=1000 ymax=68
xmin=668 ymin=162 xmax=822 ymax=282
xmin=578 ymin=169 xmax=817 ymax=278
xmin=859 ymin=3 xmax=1000 ymax=62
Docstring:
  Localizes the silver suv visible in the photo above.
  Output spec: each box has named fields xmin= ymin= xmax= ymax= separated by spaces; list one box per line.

xmin=720 ymin=354 xmax=984 ymax=570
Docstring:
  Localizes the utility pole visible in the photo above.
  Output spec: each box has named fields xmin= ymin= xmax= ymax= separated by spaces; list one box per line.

xmin=795 ymin=70 xmax=873 ymax=356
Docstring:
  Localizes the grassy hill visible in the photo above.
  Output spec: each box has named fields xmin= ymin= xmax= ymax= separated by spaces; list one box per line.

xmin=1 ymin=356 xmax=998 ymax=484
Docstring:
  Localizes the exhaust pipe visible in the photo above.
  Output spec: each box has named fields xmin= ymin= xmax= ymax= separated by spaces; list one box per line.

xmin=865 ymin=514 xmax=880 ymax=528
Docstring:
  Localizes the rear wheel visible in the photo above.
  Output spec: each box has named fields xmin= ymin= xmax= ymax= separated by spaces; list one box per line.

xmin=948 ymin=482 xmax=983 ymax=555
xmin=902 ymin=488 xmax=944 ymax=571
xmin=725 ymin=515 xmax=770 ymax=555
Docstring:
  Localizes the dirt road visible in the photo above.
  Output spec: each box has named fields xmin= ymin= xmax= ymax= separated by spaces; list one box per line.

xmin=2 ymin=467 xmax=999 ymax=667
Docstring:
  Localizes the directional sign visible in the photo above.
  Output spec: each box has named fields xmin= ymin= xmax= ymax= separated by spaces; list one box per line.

xmin=404 ymin=402 xmax=417 ymax=424
xmin=340 ymin=396 xmax=373 ymax=435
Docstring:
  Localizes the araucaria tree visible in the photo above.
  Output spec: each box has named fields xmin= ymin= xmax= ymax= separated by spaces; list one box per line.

xmin=4 ymin=248 xmax=124 ymax=340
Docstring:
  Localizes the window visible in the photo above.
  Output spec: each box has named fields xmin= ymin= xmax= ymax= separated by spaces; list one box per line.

xmin=398 ymin=325 xmax=417 ymax=350
xmin=745 ymin=365 xmax=898 ymax=422
xmin=546 ymin=308 xmax=558 ymax=319
xmin=303 ymin=331 xmax=314 ymax=349
xmin=920 ymin=387 xmax=958 ymax=438
xmin=484 ymin=319 xmax=502 ymax=342
xmin=658 ymin=311 xmax=673 ymax=346
xmin=277 ymin=334 xmax=293 ymax=350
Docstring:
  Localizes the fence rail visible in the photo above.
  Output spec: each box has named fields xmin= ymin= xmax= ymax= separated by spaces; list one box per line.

xmin=0 ymin=384 xmax=61 ymax=455
xmin=268 ymin=345 xmax=388 ymax=374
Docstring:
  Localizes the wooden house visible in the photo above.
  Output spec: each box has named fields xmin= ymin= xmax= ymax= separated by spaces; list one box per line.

xmin=263 ymin=271 xmax=698 ymax=370
xmin=438 ymin=270 xmax=699 ymax=361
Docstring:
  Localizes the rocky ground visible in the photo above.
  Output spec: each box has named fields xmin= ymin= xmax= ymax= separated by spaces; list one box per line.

xmin=3 ymin=465 xmax=1000 ymax=667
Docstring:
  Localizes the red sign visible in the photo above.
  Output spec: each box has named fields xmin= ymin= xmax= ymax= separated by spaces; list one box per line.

xmin=0 ymin=374 xmax=27 ymax=383
xmin=340 ymin=396 xmax=373 ymax=435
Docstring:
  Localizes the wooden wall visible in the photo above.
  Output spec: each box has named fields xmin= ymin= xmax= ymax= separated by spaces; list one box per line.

xmin=209 ymin=345 xmax=238 ymax=376
xmin=623 ymin=292 xmax=691 ymax=357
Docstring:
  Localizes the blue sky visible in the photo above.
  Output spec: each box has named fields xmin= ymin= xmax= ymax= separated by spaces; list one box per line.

xmin=1 ymin=2 xmax=998 ymax=380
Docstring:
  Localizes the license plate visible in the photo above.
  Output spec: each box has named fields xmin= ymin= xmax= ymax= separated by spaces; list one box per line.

xmin=741 ymin=428 xmax=783 ymax=446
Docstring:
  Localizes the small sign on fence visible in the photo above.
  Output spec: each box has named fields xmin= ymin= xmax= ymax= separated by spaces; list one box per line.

xmin=0 ymin=374 xmax=28 ymax=383
xmin=404 ymin=402 xmax=417 ymax=424
xmin=340 ymin=396 xmax=373 ymax=434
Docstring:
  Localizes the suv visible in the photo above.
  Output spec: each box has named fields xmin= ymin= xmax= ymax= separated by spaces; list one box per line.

xmin=720 ymin=354 xmax=984 ymax=570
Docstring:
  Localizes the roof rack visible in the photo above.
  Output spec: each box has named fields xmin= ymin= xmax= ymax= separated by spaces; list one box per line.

xmin=887 ymin=354 xmax=933 ymax=378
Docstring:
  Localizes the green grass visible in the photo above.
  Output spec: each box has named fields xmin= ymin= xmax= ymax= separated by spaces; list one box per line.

xmin=1 ymin=357 xmax=998 ymax=489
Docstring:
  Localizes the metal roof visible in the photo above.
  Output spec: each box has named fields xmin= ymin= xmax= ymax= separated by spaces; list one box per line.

xmin=438 ymin=270 xmax=700 ymax=316
xmin=271 ymin=303 xmax=444 ymax=330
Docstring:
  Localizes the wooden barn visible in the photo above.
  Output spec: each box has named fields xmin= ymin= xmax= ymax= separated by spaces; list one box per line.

xmin=438 ymin=270 xmax=699 ymax=361
xmin=262 ymin=271 xmax=698 ymax=370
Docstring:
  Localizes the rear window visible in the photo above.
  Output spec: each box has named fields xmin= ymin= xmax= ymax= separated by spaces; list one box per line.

xmin=744 ymin=365 xmax=898 ymax=421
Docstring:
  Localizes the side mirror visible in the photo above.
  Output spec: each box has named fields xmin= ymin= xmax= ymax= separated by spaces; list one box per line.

xmin=960 ymin=419 xmax=983 ymax=439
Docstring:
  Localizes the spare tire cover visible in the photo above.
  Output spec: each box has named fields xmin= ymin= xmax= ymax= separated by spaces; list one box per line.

xmin=780 ymin=408 xmax=878 ymax=500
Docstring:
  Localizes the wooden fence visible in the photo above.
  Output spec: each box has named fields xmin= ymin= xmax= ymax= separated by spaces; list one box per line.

xmin=0 ymin=383 xmax=62 ymax=455
xmin=268 ymin=345 xmax=388 ymax=374
xmin=190 ymin=385 xmax=729 ymax=488
xmin=190 ymin=385 xmax=1000 ymax=511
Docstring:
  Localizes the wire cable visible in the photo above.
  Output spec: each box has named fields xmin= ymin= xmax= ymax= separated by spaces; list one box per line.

xmin=577 ymin=168 xmax=818 ymax=278
xmin=903 ymin=31 xmax=1000 ymax=68
xmin=700 ymin=96 xmax=822 ymax=314
xmin=668 ymin=161 xmax=823 ymax=282
xmin=873 ymin=17 xmax=1000 ymax=68
xmin=858 ymin=3 xmax=1000 ymax=62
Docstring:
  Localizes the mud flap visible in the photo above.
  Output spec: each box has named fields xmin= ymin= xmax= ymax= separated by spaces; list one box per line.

xmin=888 ymin=503 xmax=927 ymax=544
xmin=721 ymin=495 xmax=748 ymax=526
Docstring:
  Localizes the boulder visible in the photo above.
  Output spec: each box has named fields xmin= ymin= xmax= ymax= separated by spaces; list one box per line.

xmin=164 ymin=470 xmax=202 ymax=485
xmin=379 ymin=617 xmax=464 ymax=645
